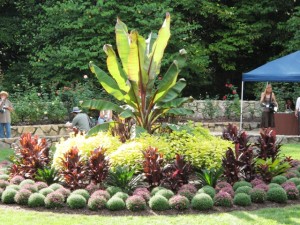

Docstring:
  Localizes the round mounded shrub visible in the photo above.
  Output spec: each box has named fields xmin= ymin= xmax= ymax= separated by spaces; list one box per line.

xmin=1 ymin=188 xmax=17 ymax=204
xmin=235 ymin=186 xmax=252 ymax=195
xmin=284 ymin=185 xmax=299 ymax=200
xmin=233 ymin=193 xmax=251 ymax=206
xmin=282 ymin=181 xmax=296 ymax=189
xmin=56 ymin=187 xmax=71 ymax=200
xmin=0 ymin=188 xmax=3 ymax=198
xmin=254 ymin=183 xmax=269 ymax=192
xmin=88 ymin=195 xmax=107 ymax=211
xmin=22 ymin=184 xmax=38 ymax=193
xmin=214 ymin=191 xmax=233 ymax=207
xmin=250 ymin=178 xmax=265 ymax=187
xmin=155 ymin=189 xmax=174 ymax=200
xmin=0 ymin=174 xmax=9 ymax=181
xmin=288 ymin=177 xmax=300 ymax=186
xmin=179 ymin=184 xmax=197 ymax=194
xmin=14 ymin=189 xmax=31 ymax=205
xmin=177 ymin=189 xmax=194 ymax=201
xmin=268 ymin=183 xmax=282 ymax=189
xmin=44 ymin=192 xmax=65 ymax=208
xmin=6 ymin=184 xmax=20 ymax=191
xmin=197 ymin=186 xmax=216 ymax=199
xmin=28 ymin=193 xmax=45 ymax=207
xmin=85 ymin=183 xmax=98 ymax=194
xmin=233 ymin=181 xmax=252 ymax=191
xmin=271 ymin=175 xmax=287 ymax=185
xmin=150 ymin=186 xmax=166 ymax=196
xmin=126 ymin=195 xmax=147 ymax=211
xmin=169 ymin=195 xmax=189 ymax=210
xmin=72 ymin=189 xmax=90 ymax=201
xmin=132 ymin=189 xmax=150 ymax=202
xmin=19 ymin=179 xmax=35 ymax=187
xmin=39 ymin=187 xmax=54 ymax=196
xmin=267 ymin=187 xmax=287 ymax=203
xmin=67 ymin=194 xmax=87 ymax=209
xmin=10 ymin=175 xmax=25 ymax=185
xmin=220 ymin=186 xmax=234 ymax=197
xmin=91 ymin=190 xmax=110 ymax=200
xmin=191 ymin=193 xmax=213 ymax=210
xmin=106 ymin=197 xmax=126 ymax=211
xmin=106 ymin=186 xmax=122 ymax=197
xmin=284 ymin=171 xmax=298 ymax=179
xmin=290 ymin=169 xmax=300 ymax=177
xmin=113 ymin=192 xmax=129 ymax=201
xmin=250 ymin=188 xmax=267 ymax=203
xmin=149 ymin=195 xmax=170 ymax=211
xmin=215 ymin=182 xmax=232 ymax=193
xmin=35 ymin=182 xmax=48 ymax=191
xmin=49 ymin=183 xmax=63 ymax=191
xmin=0 ymin=180 xmax=9 ymax=189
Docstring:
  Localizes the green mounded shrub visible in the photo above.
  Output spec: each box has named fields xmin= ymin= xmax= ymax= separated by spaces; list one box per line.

xmin=271 ymin=175 xmax=287 ymax=185
xmin=6 ymin=184 xmax=20 ymax=191
xmin=0 ymin=174 xmax=9 ymax=181
xmin=72 ymin=189 xmax=90 ymax=201
xmin=28 ymin=193 xmax=45 ymax=207
xmin=106 ymin=186 xmax=122 ymax=197
xmin=290 ymin=170 xmax=300 ymax=177
xmin=288 ymin=177 xmax=300 ymax=186
xmin=39 ymin=187 xmax=54 ymax=196
xmin=233 ymin=193 xmax=252 ymax=206
xmin=150 ymin=187 xmax=166 ymax=196
xmin=214 ymin=191 xmax=233 ymax=207
xmin=21 ymin=184 xmax=38 ymax=193
xmin=88 ymin=195 xmax=107 ymax=211
xmin=268 ymin=183 xmax=282 ymax=189
xmin=14 ymin=189 xmax=31 ymax=205
xmin=250 ymin=188 xmax=267 ymax=203
xmin=0 ymin=188 xmax=3 ymax=198
xmin=235 ymin=186 xmax=253 ymax=195
xmin=169 ymin=195 xmax=189 ymax=211
xmin=126 ymin=195 xmax=147 ymax=211
xmin=19 ymin=179 xmax=35 ymax=187
xmin=0 ymin=180 xmax=9 ymax=189
xmin=233 ymin=181 xmax=252 ymax=191
xmin=197 ymin=186 xmax=216 ymax=199
xmin=1 ymin=189 xmax=17 ymax=204
xmin=177 ymin=189 xmax=194 ymax=201
xmin=10 ymin=175 xmax=25 ymax=185
xmin=67 ymin=194 xmax=87 ymax=209
xmin=155 ymin=189 xmax=174 ymax=200
xmin=267 ymin=187 xmax=287 ymax=203
xmin=49 ymin=183 xmax=63 ymax=191
xmin=35 ymin=182 xmax=48 ymax=191
xmin=106 ymin=197 xmax=126 ymax=211
xmin=191 ymin=193 xmax=213 ymax=210
xmin=91 ymin=190 xmax=111 ymax=200
xmin=149 ymin=195 xmax=170 ymax=211
xmin=297 ymin=185 xmax=300 ymax=194
xmin=113 ymin=192 xmax=129 ymax=201
xmin=44 ymin=192 xmax=65 ymax=208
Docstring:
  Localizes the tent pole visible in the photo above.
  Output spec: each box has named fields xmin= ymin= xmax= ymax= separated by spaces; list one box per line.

xmin=240 ymin=81 xmax=244 ymax=130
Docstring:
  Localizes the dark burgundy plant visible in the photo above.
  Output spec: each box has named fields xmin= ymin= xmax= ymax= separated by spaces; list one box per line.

xmin=9 ymin=133 xmax=50 ymax=179
xmin=88 ymin=147 xmax=110 ymax=185
xmin=110 ymin=116 xmax=134 ymax=143
xmin=161 ymin=154 xmax=192 ymax=191
xmin=142 ymin=146 xmax=164 ymax=188
xmin=58 ymin=147 xmax=88 ymax=190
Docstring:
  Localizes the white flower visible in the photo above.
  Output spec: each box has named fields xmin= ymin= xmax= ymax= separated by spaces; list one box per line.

xmin=44 ymin=111 xmax=48 ymax=115
xmin=83 ymin=75 xmax=88 ymax=79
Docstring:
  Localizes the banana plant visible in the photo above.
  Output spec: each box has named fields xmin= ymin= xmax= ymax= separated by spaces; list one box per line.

xmin=82 ymin=13 xmax=193 ymax=135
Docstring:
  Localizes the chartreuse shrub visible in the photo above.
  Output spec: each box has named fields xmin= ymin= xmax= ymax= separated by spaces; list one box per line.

xmin=233 ymin=181 xmax=252 ymax=191
xmin=267 ymin=187 xmax=287 ymax=203
xmin=197 ymin=186 xmax=216 ymax=199
xmin=155 ymin=189 xmax=174 ymax=200
xmin=1 ymin=189 xmax=17 ymax=204
xmin=72 ymin=189 xmax=90 ymax=201
xmin=126 ymin=195 xmax=147 ymax=211
xmin=6 ymin=184 xmax=20 ymax=191
xmin=113 ymin=192 xmax=129 ymax=201
xmin=169 ymin=195 xmax=189 ymax=210
xmin=250 ymin=188 xmax=267 ymax=203
xmin=39 ymin=187 xmax=54 ymax=196
xmin=106 ymin=186 xmax=122 ymax=197
xmin=0 ymin=174 xmax=9 ymax=180
xmin=0 ymin=188 xmax=3 ymax=198
xmin=151 ymin=187 xmax=166 ymax=196
xmin=149 ymin=195 xmax=170 ymax=211
xmin=288 ymin=177 xmax=300 ymax=186
xmin=268 ymin=183 xmax=282 ymax=189
xmin=28 ymin=193 xmax=45 ymax=207
xmin=271 ymin=175 xmax=287 ymax=185
xmin=67 ymin=194 xmax=87 ymax=209
xmin=106 ymin=197 xmax=126 ymax=211
xmin=235 ymin=186 xmax=253 ymax=195
xmin=19 ymin=179 xmax=35 ymax=187
xmin=191 ymin=193 xmax=213 ymax=210
xmin=234 ymin=193 xmax=251 ymax=206
xmin=49 ymin=183 xmax=63 ymax=191
xmin=14 ymin=189 xmax=31 ymax=205
xmin=22 ymin=184 xmax=38 ymax=193
xmin=88 ymin=195 xmax=107 ymax=210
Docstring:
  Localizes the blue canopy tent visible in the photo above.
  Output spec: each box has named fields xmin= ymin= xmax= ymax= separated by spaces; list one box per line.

xmin=240 ymin=51 xmax=300 ymax=129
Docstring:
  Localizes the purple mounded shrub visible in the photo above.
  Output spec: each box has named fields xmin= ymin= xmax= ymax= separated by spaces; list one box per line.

xmin=14 ymin=189 xmax=32 ymax=205
xmin=169 ymin=195 xmax=189 ymax=210
xmin=56 ymin=187 xmax=71 ymax=200
xmin=126 ymin=195 xmax=147 ymax=211
xmin=10 ymin=175 xmax=25 ymax=185
xmin=254 ymin=183 xmax=269 ymax=192
xmin=0 ymin=180 xmax=9 ymax=189
xmin=178 ymin=184 xmax=197 ymax=194
xmin=220 ymin=186 xmax=235 ymax=198
xmin=177 ymin=189 xmax=195 ymax=201
xmin=215 ymin=182 xmax=232 ymax=193
xmin=85 ymin=183 xmax=99 ymax=195
xmin=250 ymin=178 xmax=265 ymax=187
xmin=133 ymin=187 xmax=149 ymax=194
xmin=284 ymin=185 xmax=299 ymax=200
xmin=133 ymin=189 xmax=151 ymax=202
xmin=214 ymin=191 xmax=233 ymax=207
xmin=91 ymin=190 xmax=110 ymax=200
xmin=22 ymin=183 xmax=38 ymax=193
xmin=35 ymin=181 xmax=48 ymax=191
xmin=44 ymin=191 xmax=65 ymax=208
xmin=282 ymin=181 xmax=296 ymax=189
xmin=284 ymin=171 xmax=298 ymax=179
xmin=88 ymin=195 xmax=107 ymax=211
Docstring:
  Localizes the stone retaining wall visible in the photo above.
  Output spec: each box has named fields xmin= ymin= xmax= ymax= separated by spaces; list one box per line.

xmin=10 ymin=124 xmax=68 ymax=138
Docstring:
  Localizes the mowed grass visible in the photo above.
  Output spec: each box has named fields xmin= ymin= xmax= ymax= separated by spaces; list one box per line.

xmin=281 ymin=144 xmax=300 ymax=160
xmin=0 ymin=148 xmax=14 ymax=162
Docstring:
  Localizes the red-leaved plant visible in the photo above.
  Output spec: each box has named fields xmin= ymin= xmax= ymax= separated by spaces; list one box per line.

xmin=10 ymin=133 xmax=50 ymax=179
xmin=58 ymin=147 xmax=88 ymax=190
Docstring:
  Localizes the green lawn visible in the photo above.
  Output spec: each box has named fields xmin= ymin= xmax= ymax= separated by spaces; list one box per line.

xmin=281 ymin=144 xmax=300 ymax=160
xmin=0 ymin=148 xmax=13 ymax=162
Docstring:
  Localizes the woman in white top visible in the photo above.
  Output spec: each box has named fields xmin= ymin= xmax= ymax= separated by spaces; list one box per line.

xmin=97 ymin=110 xmax=113 ymax=124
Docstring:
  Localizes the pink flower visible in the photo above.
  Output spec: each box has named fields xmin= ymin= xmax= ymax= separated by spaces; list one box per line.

xmin=228 ymin=84 xmax=233 ymax=88
xmin=223 ymin=95 xmax=227 ymax=100
xmin=232 ymin=90 xmax=237 ymax=95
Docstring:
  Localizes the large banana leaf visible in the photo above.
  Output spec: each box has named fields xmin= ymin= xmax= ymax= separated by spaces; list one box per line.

xmin=89 ymin=62 xmax=125 ymax=101
xmin=159 ymin=79 xmax=187 ymax=103
xmin=81 ymin=99 xmax=124 ymax=113
xmin=86 ymin=122 xmax=116 ymax=137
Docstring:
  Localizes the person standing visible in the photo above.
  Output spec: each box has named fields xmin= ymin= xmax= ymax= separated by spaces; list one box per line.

xmin=259 ymin=84 xmax=278 ymax=133
xmin=295 ymin=97 xmax=300 ymax=135
xmin=97 ymin=110 xmax=112 ymax=124
xmin=0 ymin=91 xmax=14 ymax=138
xmin=66 ymin=106 xmax=90 ymax=133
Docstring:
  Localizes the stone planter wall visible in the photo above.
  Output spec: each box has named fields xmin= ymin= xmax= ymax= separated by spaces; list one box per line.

xmin=10 ymin=124 xmax=68 ymax=138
